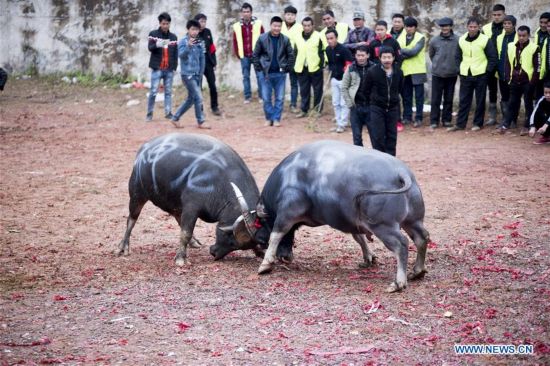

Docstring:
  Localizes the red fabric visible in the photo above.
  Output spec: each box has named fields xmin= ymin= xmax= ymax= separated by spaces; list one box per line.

xmin=210 ymin=43 xmax=216 ymax=55
xmin=160 ymin=47 xmax=169 ymax=70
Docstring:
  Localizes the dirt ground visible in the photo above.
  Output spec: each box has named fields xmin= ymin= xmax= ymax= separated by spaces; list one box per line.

xmin=0 ymin=78 xmax=549 ymax=366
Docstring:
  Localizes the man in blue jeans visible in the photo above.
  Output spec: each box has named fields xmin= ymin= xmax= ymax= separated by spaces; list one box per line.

xmin=232 ymin=3 xmax=264 ymax=104
xmin=253 ymin=16 xmax=295 ymax=127
xmin=146 ymin=12 xmax=178 ymax=122
xmin=171 ymin=20 xmax=211 ymax=129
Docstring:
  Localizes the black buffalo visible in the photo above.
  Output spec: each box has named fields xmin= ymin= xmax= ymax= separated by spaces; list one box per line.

xmin=117 ymin=133 xmax=269 ymax=264
xmin=256 ymin=140 xmax=430 ymax=292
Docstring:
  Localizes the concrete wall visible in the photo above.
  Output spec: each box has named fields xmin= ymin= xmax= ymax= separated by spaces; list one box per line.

xmin=0 ymin=0 xmax=546 ymax=89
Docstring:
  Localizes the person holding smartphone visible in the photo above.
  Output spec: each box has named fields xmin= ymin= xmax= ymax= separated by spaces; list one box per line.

xmin=171 ymin=20 xmax=211 ymax=129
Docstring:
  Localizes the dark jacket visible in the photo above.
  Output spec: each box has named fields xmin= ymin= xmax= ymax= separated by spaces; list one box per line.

xmin=198 ymin=28 xmax=217 ymax=67
xmin=148 ymin=28 xmax=178 ymax=71
xmin=369 ymin=34 xmax=401 ymax=64
xmin=428 ymin=31 xmax=459 ymax=77
xmin=365 ymin=63 xmax=404 ymax=109
xmin=253 ymin=32 xmax=295 ymax=75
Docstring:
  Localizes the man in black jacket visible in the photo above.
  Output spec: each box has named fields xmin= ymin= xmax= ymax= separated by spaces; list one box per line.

xmin=146 ymin=12 xmax=178 ymax=122
xmin=253 ymin=16 xmax=295 ymax=127
xmin=0 ymin=67 xmax=7 ymax=91
xmin=195 ymin=14 xmax=221 ymax=116
xmin=146 ymin=12 xmax=178 ymax=121
xmin=364 ymin=47 xmax=404 ymax=156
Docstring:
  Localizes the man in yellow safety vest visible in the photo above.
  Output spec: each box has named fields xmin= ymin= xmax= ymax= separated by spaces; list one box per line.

xmin=294 ymin=17 xmax=325 ymax=118
xmin=482 ymin=3 xmax=506 ymax=126
xmin=494 ymin=15 xmax=517 ymax=128
xmin=398 ymin=17 xmax=427 ymax=127
xmin=534 ymin=12 xmax=550 ymax=98
xmin=281 ymin=5 xmax=302 ymax=113
xmin=320 ymin=10 xmax=350 ymax=46
xmin=499 ymin=26 xmax=541 ymax=135
xmin=232 ymin=2 xmax=265 ymax=104
xmin=448 ymin=17 xmax=497 ymax=132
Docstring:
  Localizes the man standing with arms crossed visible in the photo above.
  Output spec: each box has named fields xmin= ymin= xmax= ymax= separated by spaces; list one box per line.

xmin=448 ymin=17 xmax=497 ymax=132
xmin=428 ymin=17 xmax=459 ymax=129
xmin=294 ymin=17 xmax=325 ymax=118
xmin=233 ymin=3 xmax=264 ymax=104
xmin=281 ymin=5 xmax=302 ymax=113
xmin=253 ymin=16 xmax=295 ymax=127
xmin=482 ymin=4 xmax=506 ymax=126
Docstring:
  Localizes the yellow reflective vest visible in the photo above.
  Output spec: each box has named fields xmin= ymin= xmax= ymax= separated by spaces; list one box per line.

xmin=320 ymin=22 xmax=349 ymax=46
xmin=233 ymin=19 xmax=262 ymax=58
xmin=398 ymin=31 xmax=427 ymax=76
xmin=281 ymin=22 xmax=303 ymax=48
xmin=541 ymin=38 xmax=548 ymax=79
xmin=506 ymin=41 xmax=540 ymax=82
xmin=496 ymin=32 xmax=518 ymax=57
xmin=294 ymin=31 xmax=325 ymax=73
xmin=458 ymin=33 xmax=490 ymax=76
xmin=482 ymin=23 xmax=503 ymax=39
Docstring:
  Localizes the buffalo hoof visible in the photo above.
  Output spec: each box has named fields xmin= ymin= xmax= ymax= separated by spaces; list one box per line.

xmin=278 ymin=254 xmax=293 ymax=264
xmin=189 ymin=237 xmax=202 ymax=249
xmin=385 ymin=281 xmax=406 ymax=293
xmin=258 ymin=262 xmax=273 ymax=275
xmin=175 ymin=257 xmax=189 ymax=266
xmin=115 ymin=242 xmax=129 ymax=257
xmin=358 ymin=256 xmax=377 ymax=268
xmin=408 ymin=268 xmax=428 ymax=281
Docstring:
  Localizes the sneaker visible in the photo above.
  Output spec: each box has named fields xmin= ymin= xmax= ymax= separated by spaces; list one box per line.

xmin=145 ymin=113 xmax=153 ymax=122
xmin=330 ymin=126 xmax=341 ymax=132
xmin=290 ymin=106 xmax=299 ymax=114
xmin=442 ymin=121 xmax=452 ymax=128
xmin=170 ymin=118 xmax=183 ymax=129
xmin=244 ymin=99 xmax=251 ymax=104
xmin=164 ymin=113 xmax=173 ymax=120
xmin=494 ymin=126 xmax=507 ymax=134
xmin=211 ymin=109 xmax=222 ymax=116
xmin=533 ymin=136 xmax=550 ymax=145
xmin=397 ymin=121 xmax=404 ymax=132
xmin=430 ymin=124 xmax=438 ymax=129
xmin=197 ymin=122 xmax=211 ymax=129
xmin=413 ymin=121 xmax=422 ymax=128
xmin=296 ymin=111 xmax=307 ymax=118
xmin=264 ymin=120 xmax=272 ymax=127
xmin=446 ymin=126 xmax=463 ymax=132
xmin=485 ymin=120 xmax=497 ymax=127
xmin=519 ymin=127 xmax=529 ymax=136
xmin=471 ymin=125 xmax=481 ymax=131
xmin=273 ymin=120 xmax=281 ymax=127
xmin=335 ymin=127 xmax=345 ymax=133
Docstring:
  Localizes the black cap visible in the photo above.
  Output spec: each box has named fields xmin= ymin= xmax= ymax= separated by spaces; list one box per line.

xmin=437 ymin=17 xmax=453 ymax=26
xmin=404 ymin=17 xmax=418 ymax=27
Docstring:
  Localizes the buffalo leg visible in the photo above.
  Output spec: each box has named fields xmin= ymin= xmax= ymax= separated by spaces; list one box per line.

xmin=352 ymin=233 xmax=377 ymax=268
xmin=174 ymin=212 xmax=198 ymax=266
xmin=403 ymin=222 xmax=429 ymax=280
xmin=258 ymin=231 xmax=287 ymax=274
xmin=117 ymin=198 xmax=146 ymax=256
xmin=173 ymin=214 xmax=202 ymax=248
xmin=369 ymin=224 xmax=409 ymax=293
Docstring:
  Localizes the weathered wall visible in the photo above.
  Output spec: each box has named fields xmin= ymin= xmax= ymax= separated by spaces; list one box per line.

xmin=0 ymin=0 xmax=546 ymax=89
